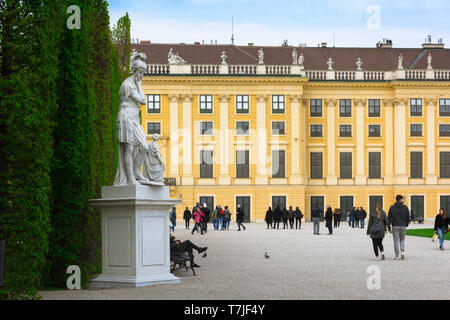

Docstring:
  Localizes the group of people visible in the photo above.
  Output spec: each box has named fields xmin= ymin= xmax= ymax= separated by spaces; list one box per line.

xmin=174 ymin=202 xmax=247 ymax=235
xmin=264 ymin=206 xmax=304 ymax=229
xmin=310 ymin=205 xmax=368 ymax=236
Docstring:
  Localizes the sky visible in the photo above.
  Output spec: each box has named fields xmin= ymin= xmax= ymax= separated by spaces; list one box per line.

xmin=107 ymin=0 xmax=450 ymax=48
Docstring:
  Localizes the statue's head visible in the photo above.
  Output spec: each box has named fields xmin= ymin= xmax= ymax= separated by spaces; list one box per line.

xmin=152 ymin=133 xmax=159 ymax=141
xmin=131 ymin=53 xmax=147 ymax=81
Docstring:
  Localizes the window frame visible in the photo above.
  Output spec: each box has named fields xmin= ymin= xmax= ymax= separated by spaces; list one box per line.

xmin=410 ymin=151 xmax=423 ymax=179
xmin=272 ymin=121 xmax=286 ymax=135
xmin=368 ymin=99 xmax=381 ymax=118
xmin=339 ymin=152 xmax=353 ymax=179
xmin=147 ymin=94 xmax=161 ymax=114
xmin=199 ymin=94 xmax=213 ymax=114
xmin=339 ymin=99 xmax=352 ymax=118
xmin=310 ymin=99 xmax=323 ymax=117
xmin=200 ymin=121 xmax=213 ymax=136
xmin=410 ymin=124 xmax=423 ymax=137
xmin=439 ymin=124 xmax=450 ymax=137
xmin=368 ymin=152 xmax=381 ymax=179
xmin=439 ymin=99 xmax=450 ymax=117
xmin=310 ymin=124 xmax=323 ymax=137
xmin=368 ymin=124 xmax=381 ymax=137
xmin=410 ymin=98 xmax=423 ymax=117
xmin=236 ymin=95 xmax=250 ymax=114
xmin=199 ymin=150 xmax=214 ymax=178
xmin=271 ymin=95 xmax=285 ymax=114
xmin=236 ymin=150 xmax=250 ymax=178
xmin=147 ymin=122 xmax=161 ymax=135
xmin=310 ymin=152 xmax=323 ymax=179
xmin=236 ymin=121 xmax=250 ymax=136
xmin=339 ymin=124 xmax=352 ymax=137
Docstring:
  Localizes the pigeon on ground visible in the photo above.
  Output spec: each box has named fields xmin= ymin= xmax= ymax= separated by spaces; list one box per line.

xmin=264 ymin=252 xmax=270 ymax=259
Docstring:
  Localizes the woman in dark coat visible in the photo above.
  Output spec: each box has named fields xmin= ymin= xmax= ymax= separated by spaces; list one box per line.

xmin=367 ymin=202 xmax=391 ymax=260
xmin=294 ymin=207 xmax=303 ymax=229
xmin=288 ymin=206 xmax=295 ymax=229
xmin=434 ymin=208 xmax=450 ymax=250
xmin=183 ymin=207 xmax=192 ymax=229
xmin=333 ymin=208 xmax=341 ymax=228
xmin=325 ymin=205 xmax=333 ymax=235
xmin=273 ymin=206 xmax=282 ymax=229
xmin=282 ymin=207 xmax=289 ymax=229
xmin=265 ymin=207 xmax=273 ymax=229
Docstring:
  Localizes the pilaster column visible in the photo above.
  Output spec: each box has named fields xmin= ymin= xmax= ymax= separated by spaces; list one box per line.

xmin=219 ymin=94 xmax=231 ymax=185
xmin=255 ymin=94 xmax=268 ymax=185
xmin=181 ymin=94 xmax=194 ymax=185
xmin=301 ymin=99 xmax=308 ymax=185
xmin=325 ymin=99 xmax=337 ymax=185
xmin=383 ymin=99 xmax=395 ymax=185
xmin=425 ymin=98 xmax=438 ymax=184
xmin=290 ymin=95 xmax=303 ymax=184
xmin=355 ymin=99 xmax=367 ymax=185
xmin=169 ymin=94 xmax=180 ymax=178
xmin=394 ymin=98 xmax=408 ymax=185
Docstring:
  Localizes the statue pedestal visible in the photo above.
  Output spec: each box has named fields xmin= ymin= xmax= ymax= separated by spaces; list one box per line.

xmin=89 ymin=185 xmax=181 ymax=288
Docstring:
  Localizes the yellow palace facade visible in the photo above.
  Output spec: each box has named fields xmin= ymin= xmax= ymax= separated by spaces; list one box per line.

xmin=134 ymin=41 xmax=450 ymax=221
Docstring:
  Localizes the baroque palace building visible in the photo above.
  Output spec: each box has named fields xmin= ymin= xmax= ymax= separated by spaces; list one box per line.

xmin=132 ymin=40 xmax=450 ymax=222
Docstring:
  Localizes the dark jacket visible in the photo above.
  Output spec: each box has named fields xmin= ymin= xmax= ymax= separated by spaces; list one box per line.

xmin=434 ymin=214 xmax=450 ymax=231
xmin=355 ymin=210 xmax=361 ymax=220
xmin=288 ymin=209 xmax=295 ymax=221
xmin=265 ymin=209 xmax=273 ymax=223
xmin=360 ymin=208 xmax=367 ymax=219
xmin=295 ymin=208 xmax=303 ymax=220
xmin=236 ymin=207 xmax=244 ymax=222
xmin=311 ymin=206 xmax=323 ymax=219
xmin=282 ymin=208 xmax=289 ymax=221
xmin=274 ymin=207 xmax=282 ymax=221
xmin=388 ymin=202 xmax=410 ymax=227
xmin=367 ymin=209 xmax=391 ymax=238
xmin=202 ymin=207 xmax=210 ymax=222
xmin=183 ymin=209 xmax=191 ymax=220
xmin=325 ymin=207 xmax=333 ymax=227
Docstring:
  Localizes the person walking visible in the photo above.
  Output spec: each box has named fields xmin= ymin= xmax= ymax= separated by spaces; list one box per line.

xmin=265 ymin=207 xmax=273 ymax=229
xmin=223 ymin=206 xmax=231 ymax=230
xmin=212 ymin=206 xmax=219 ymax=230
xmin=282 ymin=207 xmax=289 ymax=229
xmin=367 ymin=202 xmax=391 ymax=260
xmin=388 ymin=195 xmax=411 ymax=260
xmin=202 ymin=203 xmax=210 ymax=233
xmin=360 ymin=206 xmax=367 ymax=229
xmin=434 ymin=208 xmax=450 ymax=250
xmin=333 ymin=208 xmax=341 ymax=228
xmin=294 ymin=207 xmax=303 ymax=229
xmin=191 ymin=208 xmax=202 ymax=235
xmin=311 ymin=205 xmax=323 ymax=235
xmin=236 ymin=204 xmax=246 ymax=231
xmin=288 ymin=206 xmax=295 ymax=229
xmin=183 ymin=207 xmax=191 ymax=229
xmin=325 ymin=205 xmax=333 ymax=235
xmin=169 ymin=207 xmax=177 ymax=232
xmin=273 ymin=205 xmax=282 ymax=229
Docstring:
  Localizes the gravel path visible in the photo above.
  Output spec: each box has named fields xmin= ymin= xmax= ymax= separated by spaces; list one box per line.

xmin=40 ymin=221 xmax=449 ymax=300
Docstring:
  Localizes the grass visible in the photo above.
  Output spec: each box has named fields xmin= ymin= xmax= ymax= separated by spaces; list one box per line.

xmin=406 ymin=228 xmax=450 ymax=240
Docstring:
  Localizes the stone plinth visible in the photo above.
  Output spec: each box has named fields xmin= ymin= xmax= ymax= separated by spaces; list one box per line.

xmin=89 ymin=184 xmax=181 ymax=288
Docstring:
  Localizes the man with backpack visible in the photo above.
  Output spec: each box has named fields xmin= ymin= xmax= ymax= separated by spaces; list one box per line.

xmin=388 ymin=195 xmax=411 ymax=260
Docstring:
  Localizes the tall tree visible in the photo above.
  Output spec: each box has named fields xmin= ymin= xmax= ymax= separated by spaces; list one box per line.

xmin=111 ymin=12 xmax=132 ymax=79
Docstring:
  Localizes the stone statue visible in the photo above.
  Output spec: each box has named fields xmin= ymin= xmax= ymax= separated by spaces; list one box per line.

xmin=258 ymin=48 xmax=264 ymax=64
xmin=356 ymin=57 xmax=363 ymax=70
xmin=168 ymin=48 xmax=186 ymax=64
xmin=298 ymin=53 xmax=304 ymax=70
xmin=143 ymin=134 xmax=165 ymax=184
xmin=114 ymin=53 xmax=151 ymax=186
xmin=427 ymin=53 xmax=433 ymax=70
xmin=130 ymin=49 xmax=138 ymax=73
xmin=327 ymin=57 xmax=334 ymax=70
xmin=221 ymin=51 xmax=227 ymax=65
xmin=292 ymin=48 xmax=298 ymax=65
xmin=398 ymin=53 xmax=404 ymax=70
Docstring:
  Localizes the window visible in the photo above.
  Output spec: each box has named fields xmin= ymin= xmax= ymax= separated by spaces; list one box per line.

xmin=410 ymin=151 xmax=423 ymax=178
xmin=368 ymin=125 xmax=381 ymax=137
xmin=339 ymin=125 xmax=352 ymax=137
xmin=340 ymin=152 xmax=352 ymax=179
xmin=272 ymin=95 xmax=285 ymax=114
xmin=410 ymin=99 xmax=422 ymax=116
xmin=236 ymin=121 xmax=250 ymax=135
xmin=410 ymin=124 xmax=423 ymax=137
xmin=236 ymin=95 xmax=249 ymax=114
xmin=440 ymin=196 xmax=450 ymax=217
xmin=200 ymin=95 xmax=213 ymax=114
xmin=339 ymin=99 xmax=352 ymax=117
xmin=440 ymin=152 xmax=450 ymax=178
xmin=368 ymin=152 xmax=381 ymax=179
xmin=200 ymin=150 xmax=213 ymax=178
xmin=147 ymin=94 xmax=161 ymax=113
xmin=368 ymin=99 xmax=381 ymax=117
xmin=272 ymin=122 xmax=286 ymax=135
xmin=411 ymin=196 xmax=424 ymax=220
xmin=310 ymin=152 xmax=323 ymax=179
xmin=310 ymin=124 xmax=323 ymax=137
xmin=439 ymin=99 xmax=450 ymax=116
xmin=272 ymin=196 xmax=286 ymax=210
xmin=369 ymin=196 xmax=383 ymax=212
xmin=340 ymin=196 xmax=354 ymax=221
xmin=199 ymin=197 xmax=214 ymax=213
xmin=439 ymin=124 xmax=450 ymax=137
xmin=200 ymin=121 xmax=213 ymax=135
xmin=272 ymin=150 xmax=286 ymax=178
xmin=147 ymin=122 xmax=161 ymax=135
xmin=310 ymin=99 xmax=322 ymax=117
xmin=236 ymin=150 xmax=249 ymax=178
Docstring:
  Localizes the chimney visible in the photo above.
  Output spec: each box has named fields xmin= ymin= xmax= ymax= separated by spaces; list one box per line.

xmin=422 ymin=35 xmax=444 ymax=49
xmin=140 ymin=40 xmax=151 ymax=44
xmin=194 ymin=41 xmax=200 ymax=45
xmin=321 ymin=42 xmax=327 ymax=48
xmin=248 ymin=42 xmax=254 ymax=47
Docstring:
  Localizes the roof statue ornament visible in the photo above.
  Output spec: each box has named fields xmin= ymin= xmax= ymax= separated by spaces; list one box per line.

xmin=356 ymin=57 xmax=363 ymax=71
xmin=221 ymin=51 xmax=228 ymax=65
xmin=258 ymin=48 xmax=264 ymax=64
xmin=168 ymin=48 xmax=186 ymax=65
xmin=298 ymin=53 xmax=304 ymax=70
xmin=327 ymin=57 xmax=334 ymax=70
xmin=292 ymin=48 xmax=298 ymax=65
xmin=397 ymin=53 xmax=404 ymax=70
xmin=427 ymin=53 xmax=433 ymax=70
xmin=114 ymin=52 xmax=165 ymax=186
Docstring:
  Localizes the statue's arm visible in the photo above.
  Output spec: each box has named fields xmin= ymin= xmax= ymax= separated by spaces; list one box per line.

xmin=130 ymin=84 xmax=146 ymax=105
